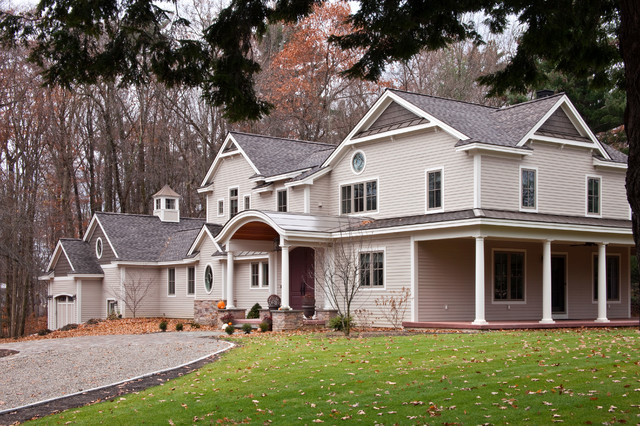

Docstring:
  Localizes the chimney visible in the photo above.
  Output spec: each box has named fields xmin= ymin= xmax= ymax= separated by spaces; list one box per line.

xmin=536 ymin=89 xmax=555 ymax=99
xmin=152 ymin=185 xmax=181 ymax=222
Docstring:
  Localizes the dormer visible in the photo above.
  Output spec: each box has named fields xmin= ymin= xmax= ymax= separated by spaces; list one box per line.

xmin=153 ymin=185 xmax=180 ymax=223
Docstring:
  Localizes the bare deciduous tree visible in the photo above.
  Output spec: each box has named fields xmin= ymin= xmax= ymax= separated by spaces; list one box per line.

xmin=112 ymin=273 xmax=154 ymax=319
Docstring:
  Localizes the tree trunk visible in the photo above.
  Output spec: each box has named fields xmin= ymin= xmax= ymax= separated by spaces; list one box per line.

xmin=620 ymin=0 xmax=640 ymax=327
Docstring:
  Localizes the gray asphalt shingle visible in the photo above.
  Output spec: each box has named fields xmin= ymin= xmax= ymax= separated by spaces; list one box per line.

xmin=58 ymin=239 xmax=103 ymax=274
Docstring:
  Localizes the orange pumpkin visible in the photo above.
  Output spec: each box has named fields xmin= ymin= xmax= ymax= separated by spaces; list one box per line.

xmin=217 ymin=300 xmax=226 ymax=309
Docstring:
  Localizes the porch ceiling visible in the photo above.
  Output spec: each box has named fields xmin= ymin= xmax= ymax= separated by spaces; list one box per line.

xmin=233 ymin=222 xmax=279 ymax=241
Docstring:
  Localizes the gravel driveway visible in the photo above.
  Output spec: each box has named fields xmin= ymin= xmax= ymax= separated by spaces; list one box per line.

xmin=0 ymin=332 xmax=230 ymax=412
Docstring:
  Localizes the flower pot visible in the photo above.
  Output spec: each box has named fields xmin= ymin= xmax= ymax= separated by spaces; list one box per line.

xmin=302 ymin=303 xmax=315 ymax=318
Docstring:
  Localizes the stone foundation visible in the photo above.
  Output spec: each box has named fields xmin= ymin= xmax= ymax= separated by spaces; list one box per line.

xmin=259 ymin=309 xmax=272 ymax=321
xmin=271 ymin=310 xmax=304 ymax=332
xmin=316 ymin=309 xmax=338 ymax=327
xmin=194 ymin=300 xmax=220 ymax=326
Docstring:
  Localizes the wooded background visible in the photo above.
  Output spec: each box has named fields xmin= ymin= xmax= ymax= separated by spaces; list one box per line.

xmin=0 ymin=2 xmax=626 ymax=337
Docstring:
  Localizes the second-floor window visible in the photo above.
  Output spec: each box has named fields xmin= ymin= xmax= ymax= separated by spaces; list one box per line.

xmin=218 ymin=199 xmax=224 ymax=216
xmin=521 ymin=168 xmax=536 ymax=209
xmin=168 ymin=268 xmax=176 ymax=296
xmin=244 ymin=195 xmax=251 ymax=210
xmin=587 ymin=176 xmax=601 ymax=215
xmin=277 ymin=189 xmax=288 ymax=212
xmin=426 ymin=169 xmax=442 ymax=210
xmin=229 ymin=188 xmax=239 ymax=217
xmin=341 ymin=180 xmax=377 ymax=214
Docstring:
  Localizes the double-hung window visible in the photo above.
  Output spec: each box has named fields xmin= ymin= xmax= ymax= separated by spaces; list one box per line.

xmin=218 ymin=199 xmax=224 ymax=216
xmin=359 ymin=251 xmax=384 ymax=287
xmin=587 ymin=176 xmax=601 ymax=215
xmin=168 ymin=268 xmax=176 ymax=296
xmin=521 ymin=168 xmax=536 ymax=210
xmin=244 ymin=195 xmax=251 ymax=210
xmin=426 ymin=169 xmax=443 ymax=210
xmin=493 ymin=251 xmax=524 ymax=301
xmin=593 ymin=255 xmax=620 ymax=301
xmin=277 ymin=190 xmax=288 ymax=212
xmin=250 ymin=262 xmax=269 ymax=288
xmin=229 ymin=188 xmax=239 ymax=218
xmin=187 ymin=267 xmax=195 ymax=295
xmin=341 ymin=180 xmax=377 ymax=214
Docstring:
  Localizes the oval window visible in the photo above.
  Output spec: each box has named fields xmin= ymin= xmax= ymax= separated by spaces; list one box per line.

xmin=96 ymin=238 xmax=103 ymax=259
xmin=351 ymin=151 xmax=365 ymax=174
xmin=204 ymin=265 xmax=213 ymax=293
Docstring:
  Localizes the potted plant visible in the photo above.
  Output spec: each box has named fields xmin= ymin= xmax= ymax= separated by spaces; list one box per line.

xmin=267 ymin=294 xmax=281 ymax=310
xmin=302 ymin=293 xmax=315 ymax=318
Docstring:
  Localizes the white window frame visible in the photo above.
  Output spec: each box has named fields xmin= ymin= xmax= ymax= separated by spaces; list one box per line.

xmin=167 ymin=268 xmax=176 ymax=297
xmin=106 ymin=298 xmax=118 ymax=316
xmin=491 ymin=248 xmax=527 ymax=304
xmin=217 ymin=198 xmax=224 ymax=217
xmin=249 ymin=261 xmax=269 ymax=289
xmin=228 ymin=186 xmax=239 ymax=219
xmin=351 ymin=150 xmax=367 ymax=175
xmin=357 ymin=247 xmax=386 ymax=290
xmin=585 ymin=175 xmax=602 ymax=217
xmin=204 ymin=263 xmax=214 ymax=294
xmin=187 ymin=266 xmax=196 ymax=297
xmin=244 ymin=194 xmax=251 ymax=210
xmin=155 ymin=198 xmax=161 ymax=210
xmin=165 ymin=198 xmax=176 ymax=210
xmin=276 ymin=188 xmax=288 ymax=212
xmin=519 ymin=166 xmax=538 ymax=212
xmin=338 ymin=177 xmax=380 ymax=216
xmin=424 ymin=167 xmax=444 ymax=213
xmin=591 ymin=253 xmax=621 ymax=303
xmin=96 ymin=237 xmax=103 ymax=259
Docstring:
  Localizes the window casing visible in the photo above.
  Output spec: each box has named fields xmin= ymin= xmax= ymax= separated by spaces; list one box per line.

xmin=277 ymin=190 xmax=288 ymax=212
xmin=521 ymin=168 xmax=536 ymax=210
xmin=229 ymin=188 xmax=239 ymax=218
xmin=587 ymin=176 xmax=601 ymax=215
xmin=168 ymin=268 xmax=176 ymax=296
xmin=341 ymin=180 xmax=377 ymax=214
xmin=204 ymin=265 xmax=213 ymax=293
xmin=426 ymin=169 xmax=443 ymax=211
xmin=244 ymin=195 xmax=251 ymax=210
xmin=359 ymin=251 xmax=384 ymax=287
xmin=217 ymin=199 xmax=224 ymax=216
xmin=250 ymin=262 xmax=269 ymax=288
xmin=187 ymin=267 xmax=195 ymax=295
xmin=493 ymin=251 xmax=525 ymax=301
xmin=593 ymin=255 xmax=620 ymax=301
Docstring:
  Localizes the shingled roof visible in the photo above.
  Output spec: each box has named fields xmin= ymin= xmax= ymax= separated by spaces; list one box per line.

xmin=95 ymin=212 xmax=206 ymax=262
xmin=230 ymin=132 xmax=335 ymax=178
xmin=56 ymin=239 xmax=103 ymax=274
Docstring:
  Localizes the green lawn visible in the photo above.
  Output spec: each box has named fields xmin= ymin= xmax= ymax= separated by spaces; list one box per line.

xmin=34 ymin=329 xmax=639 ymax=425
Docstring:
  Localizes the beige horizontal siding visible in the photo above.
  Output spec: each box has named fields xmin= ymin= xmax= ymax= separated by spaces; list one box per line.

xmin=206 ymin=153 xmax=256 ymax=223
xmin=80 ymin=279 xmax=103 ymax=322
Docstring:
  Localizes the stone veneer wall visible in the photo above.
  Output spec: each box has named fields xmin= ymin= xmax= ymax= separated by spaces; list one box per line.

xmin=271 ymin=310 xmax=304 ymax=332
xmin=194 ymin=300 xmax=219 ymax=325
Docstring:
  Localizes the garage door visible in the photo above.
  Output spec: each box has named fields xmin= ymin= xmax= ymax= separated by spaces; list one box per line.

xmin=55 ymin=295 xmax=76 ymax=329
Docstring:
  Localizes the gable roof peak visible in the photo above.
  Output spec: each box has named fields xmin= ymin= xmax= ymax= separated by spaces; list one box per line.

xmin=387 ymin=88 xmax=500 ymax=110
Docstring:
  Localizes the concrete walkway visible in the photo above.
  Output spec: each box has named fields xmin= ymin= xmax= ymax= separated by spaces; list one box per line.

xmin=0 ymin=332 xmax=230 ymax=412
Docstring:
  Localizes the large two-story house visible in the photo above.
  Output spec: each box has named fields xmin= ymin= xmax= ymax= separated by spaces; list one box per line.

xmin=42 ymin=89 xmax=634 ymax=330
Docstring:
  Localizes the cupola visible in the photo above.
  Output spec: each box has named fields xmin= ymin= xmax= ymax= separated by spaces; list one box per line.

xmin=152 ymin=185 xmax=180 ymax=222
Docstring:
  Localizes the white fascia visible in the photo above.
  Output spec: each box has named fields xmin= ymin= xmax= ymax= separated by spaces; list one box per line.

xmin=263 ymin=168 xmax=311 ymax=183
xmin=455 ymin=142 xmax=533 ymax=157
xmin=517 ymin=95 xmax=611 ymax=160
xmin=187 ymin=225 xmax=218 ymax=256
xmin=593 ymin=157 xmax=627 ymax=170
xmin=197 ymin=183 xmax=215 ymax=194
xmin=285 ymin=167 xmax=332 ymax=188
xmin=82 ymin=215 xmax=119 ymax=258
xmin=200 ymin=134 xmax=261 ymax=187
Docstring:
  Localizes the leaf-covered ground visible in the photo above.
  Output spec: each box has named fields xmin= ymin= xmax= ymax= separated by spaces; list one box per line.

xmin=31 ymin=328 xmax=639 ymax=425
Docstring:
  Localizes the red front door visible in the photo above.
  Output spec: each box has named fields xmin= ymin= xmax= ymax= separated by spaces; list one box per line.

xmin=289 ymin=247 xmax=315 ymax=310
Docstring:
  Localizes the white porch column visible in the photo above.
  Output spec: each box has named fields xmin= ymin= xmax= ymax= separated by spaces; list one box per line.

xmin=596 ymin=242 xmax=610 ymax=322
xmin=323 ymin=247 xmax=334 ymax=310
xmin=472 ymin=236 xmax=488 ymax=325
xmin=268 ymin=251 xmax=277 ymax=295
xmin=281 ymin=242 xmax=291 ymax=309
xmin=540 ymin=239 xmax=555 ymax=324
xmin=226 ymin=249 xmax=235 ymax=308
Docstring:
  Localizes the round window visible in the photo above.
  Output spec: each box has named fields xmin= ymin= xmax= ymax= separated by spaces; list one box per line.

xmin=204 ymin=265 xmax=213 ymax=293
xmin=96 ymin=238 xmax=103 ymax=259
xmin=351 ymin=151 xmax=365 ymax=174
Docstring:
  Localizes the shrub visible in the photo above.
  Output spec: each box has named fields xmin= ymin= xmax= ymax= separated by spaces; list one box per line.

xmin=242 ymin=323 xmax=253 ymax=334
xmin=328 ymin=314 xmax=353 ymax=332
xmin=86 ymin=318 xmax=101 ymax=325
xmin=159 ymin=320 xmax=168 ymax=332
xmin=247 ymin=303 xmax=262 ymax=319
xmin=37 ymin=328 xmax=51 ymax=336
xmin=107 ymin=312 xmax=119 ymax=321
xmin=225 ymin=324 xmax=235 ymax=335
xmin=259 ymin=322 xmax=269 ymax=332
xmin=59 ymin=323 xmax=78 ymax=332
xmin=189 ymin=321 xmax=201 ymax=329
xmin=175 ymin=322 xmax=184 ymax=331
xmin=220 ymin=312 xmax=234 ymax=324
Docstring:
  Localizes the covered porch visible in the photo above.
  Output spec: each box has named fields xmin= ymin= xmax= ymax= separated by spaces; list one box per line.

xmin=403 ymin=318 xmax=638 ymax=330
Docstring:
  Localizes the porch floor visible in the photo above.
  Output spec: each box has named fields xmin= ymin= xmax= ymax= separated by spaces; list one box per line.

xmin=403 ymin=318 xmax=639 ymax=330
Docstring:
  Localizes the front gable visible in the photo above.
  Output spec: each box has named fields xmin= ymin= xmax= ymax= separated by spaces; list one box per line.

xmin=83 ymin=215 xmax=119 ymax=260
xmin=47 ymin=241 xmax=74 ymax=274
xmin=200 ymin=134 xmax=261 ymax=187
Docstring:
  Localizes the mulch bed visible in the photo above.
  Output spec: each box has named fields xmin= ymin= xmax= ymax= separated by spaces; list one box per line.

xmin=0 ymin=349 xmax=18 ymax=358
xmin=0 ymin=351 xmax=225 ymax=425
